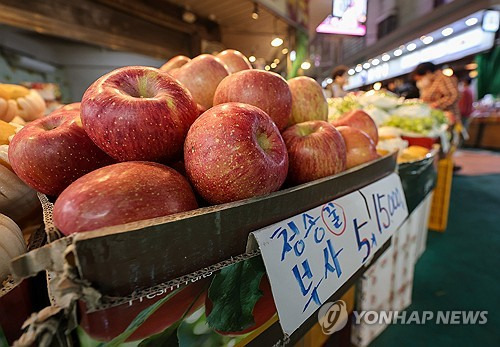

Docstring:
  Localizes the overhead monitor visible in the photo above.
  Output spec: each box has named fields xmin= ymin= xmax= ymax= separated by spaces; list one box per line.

xmin=316 ymin=0 xmax=367 ymax=36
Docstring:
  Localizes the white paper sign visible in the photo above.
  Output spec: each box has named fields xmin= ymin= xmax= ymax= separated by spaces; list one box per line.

xmin=251 ymin=173 xmax=408 ymax=335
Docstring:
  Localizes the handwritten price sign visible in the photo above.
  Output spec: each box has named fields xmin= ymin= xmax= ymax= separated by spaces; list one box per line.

xmin=251 ymin=173 xmax=408 ymax=335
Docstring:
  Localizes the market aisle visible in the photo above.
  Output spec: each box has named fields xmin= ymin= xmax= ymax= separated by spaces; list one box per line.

xmin=370 ymin=172 xmax=500 ymax=346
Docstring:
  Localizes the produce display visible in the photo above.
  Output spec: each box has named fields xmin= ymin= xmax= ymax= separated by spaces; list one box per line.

xmin=3 ymin=49 xmax=384 ymax=343
xmin=328 ymin=90 xmax=449 ymax=137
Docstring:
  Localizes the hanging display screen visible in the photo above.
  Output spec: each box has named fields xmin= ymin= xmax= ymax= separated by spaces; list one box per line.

xmin=316 ymin=0 xmax=367 ymax=36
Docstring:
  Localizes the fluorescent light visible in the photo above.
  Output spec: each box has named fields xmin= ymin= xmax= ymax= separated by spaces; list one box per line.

xmin=348 ymin=68 xmax=355 ymax=75
xmin=372 ymin=58 xmax=380 ymax=66
xmin=270 ymin=62 xmax=277 ymax=68
xmin=422 ymin=36 xmax=433 ymax=44
xmin=301 ymin=61 xmax=311 ymax=70
xmin=382 ymin=54 xmax=390 ymax=61
xmin=326 ymin=78 xmax=333 ymax=84
xmin=465 ymin=17 xmax=478 ymax=26
xmin=282 ymin=48 xmax=288 ymax=54
xmin=407 ymin=43 xmax=417 ymax=51
xmin=363 ymin=62 xmax=371 ymax=69
xmin=355 ymin=64 xmax=362 ymax=72
xmin=249 ymin=55 xmax=256 ymax=63
xmin=264 ymin=65 xmax=270 ymax=71
xmin=442 ymin=68 xmax=453 ymax=76
xmin=290 ymin=50 xmax=296 ymax=61
xmin=271 ymin=37 xmax=283 ymax=47
xmin=274 ymin=58 xmax=280 ymax=64
xmin=393 ymin=49 xmax=403 ymax=57
xmin=373 ymin=82 xmax=382 ymax=91
xmin=441 ymin=27 xmax=453 ymax=36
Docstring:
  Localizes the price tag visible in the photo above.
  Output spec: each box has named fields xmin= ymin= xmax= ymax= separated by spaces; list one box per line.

xmin=250 ymin=173 xmax=408 ymax=335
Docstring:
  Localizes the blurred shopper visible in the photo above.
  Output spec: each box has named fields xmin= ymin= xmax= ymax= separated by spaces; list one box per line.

xmin=458 ymin=77 xmax=474 ymax=128
xmin=412 ymin=62 xmax=460 ymax=121
xmin=331 ymin=65 xmax=349 ymax=98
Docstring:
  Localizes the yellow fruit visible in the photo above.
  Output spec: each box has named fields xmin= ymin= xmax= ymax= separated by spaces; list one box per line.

xmin=0 ymin=120 xmax=17 ymax=146
xmin=0 ymin=84 xmax=30 ymax=100
xmin=406 ymin=146 xmax=429 ymax=158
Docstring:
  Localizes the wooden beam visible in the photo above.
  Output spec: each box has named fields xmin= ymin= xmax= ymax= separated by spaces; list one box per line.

xmin=0 ymin=0 xmax=196 ymax=59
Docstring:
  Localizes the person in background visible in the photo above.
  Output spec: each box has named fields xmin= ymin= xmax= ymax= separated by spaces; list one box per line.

xmin=458 ymin=77 xmax=474 ymax=128
xmin=330 ymin=65 xmax=349 ymax=98
xmin=411 ymin=62 xmax=460 ymax=121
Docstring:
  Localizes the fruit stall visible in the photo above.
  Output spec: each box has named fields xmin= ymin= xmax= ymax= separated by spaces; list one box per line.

xmin=0 ymin=47 xmax=442 ymax=347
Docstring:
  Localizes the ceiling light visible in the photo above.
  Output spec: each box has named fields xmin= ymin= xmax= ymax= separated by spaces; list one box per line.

xmin=422 ymin=36 xmax=433 ymax=44
xmin=372 ymin=58 xmax=380 ymax=66
xmin=290 ymin=50 xmax=296 ymax=61
xmin=282 ymin=48 xmax=288 ymax=54
xmin=465 ymin=63 xmax=478 ymax=70
xmin=182 ymin=11 xmax=197 ymax=24
xmin=249 ymin=55 xmax=256 ymax=63
xmin=271 ymin=62 xmax=277 ymax=68
xmin=326 ymin=78 xmax=333 ymax=84
xmin=274 ymin=58 xmax=280 ymax=64
xmin=465 ymin=17 xmax=478 ymax=26
xmin=363 ymin=62 xmax=370 ymax=69
xmin=301 ymin=61 xmax=311 ymax=70
xmin=393 ymin=49 xmax=403 ymax=57
xmin=264 ymin=65 xmax=270 ymax=71
xmin=271 ymin=37 xmax=283 ymax=47
xmin=406 ymin=43 xmax=416 ymax=51
xmin=252 ymin=3 xmax=259 ymax=20
xmin=348 ymin=68 xmax=355 ymax=75
xmin=355 ymin=64 xmax=362 ymax=72
xmin=382 ymin=54 xmax=391 ymax=61
xmin=373 ymin=82 xmax=382 ymax=91
xmin=469 ymin=70 xmax=478 ymax=78
xmin=441 ymin=27 xmax=453 ymax=36
xmin=442 ymin=68 xmax=453 ymax=77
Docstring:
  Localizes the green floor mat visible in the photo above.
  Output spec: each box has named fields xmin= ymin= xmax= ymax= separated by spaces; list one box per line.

xmin=370 ymin=174 xmax=500 ymax=346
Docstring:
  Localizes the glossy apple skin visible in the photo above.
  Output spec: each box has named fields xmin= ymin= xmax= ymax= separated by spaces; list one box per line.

xmin=171 ymin=54 xmax=229 ymax=110
xmin=216 ymin=49 xmax=252 ymax=74
xmin=336 ymin=126 xmax=378 ymax=169
xmin=81 ymin=66 xmax=198 ymax=162
xmin=213 ymin=70 xmax=292 ymax=131
xmin=53 ymin=162 xmax=198 ymax=235
xmin=8 ymin=109 xmax=114 ymax=196
xmin=205 ymin=275 xmax=276 ymax=336
xmin=184 ymin=103 xmax=288 ymax=204
xmin=287 ymin=77 xmax=328 ymax=126
xmin=80 ymin=278 xmax=208 ymax=342
xmin=282 ymin=121 xmax=346 ymax=185
xmin=332 ymin=109 xmax=379 ymax=144
xmin=160 ymin=55 xmax=191 ymax=72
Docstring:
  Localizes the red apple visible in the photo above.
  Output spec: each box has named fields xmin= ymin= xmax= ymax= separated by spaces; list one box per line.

xmin=184 ymin=102 xmax=288 ymax=204
xmin=8 ymin=109 xmax=113 ymax=196
xmin=81 ymin=66 xmax=198 ymax=162
xmin=332 ymin=109 xmax=379 ymax=144
xmin=282 ymin=121 xmax=346 ymax=184
xmin=287 ymin=77 xmax=328 ymax=126
xmin=160 ymin=55 xmax=190 ymax=72
xmin=336 ymin=126 xmax=378 ymax=169
xmin=213 ymin=70 xmax=292 ymax=131
xmin=53 ymin=162 xmax=198 ymax=235
xmin=172 ymin=54 xmax=229 ymax=110
xmin=216 ymin=49 xmax=252 ymax=74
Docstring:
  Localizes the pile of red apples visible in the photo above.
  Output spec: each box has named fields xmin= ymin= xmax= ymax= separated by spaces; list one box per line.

xmin=8 ymin=50 xmax=379 ymax=236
